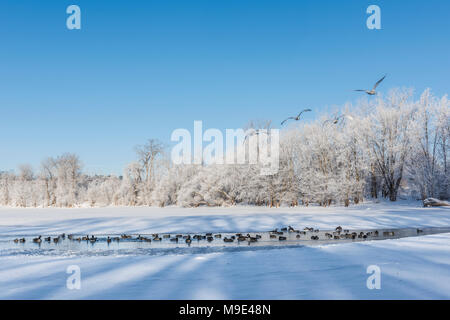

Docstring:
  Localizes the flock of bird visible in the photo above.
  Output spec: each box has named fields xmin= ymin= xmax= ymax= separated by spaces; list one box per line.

xmin=279 ymin=74 xmax=386 ymax=127
xmin=10 ymin=224 xmax=415 ymax=246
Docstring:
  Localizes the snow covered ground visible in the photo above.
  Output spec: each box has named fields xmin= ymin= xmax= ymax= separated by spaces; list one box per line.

xmin=0 ymin=201 xmax=450 ymax=299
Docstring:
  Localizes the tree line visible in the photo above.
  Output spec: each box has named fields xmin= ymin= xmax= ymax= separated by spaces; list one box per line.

xmin=0 ymin=88 xmax=448 ymax=207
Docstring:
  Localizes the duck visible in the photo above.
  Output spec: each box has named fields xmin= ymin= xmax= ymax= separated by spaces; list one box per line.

xmin=33 ymin=236 xmax=42 ymax=243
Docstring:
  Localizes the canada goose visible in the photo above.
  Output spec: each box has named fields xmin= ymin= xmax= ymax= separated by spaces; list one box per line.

xmin=248 ymin=237 xmax=258 ymax=242
xmin=163 ymin=234 xmax=170 ymax=239
xmin=19 ymin=238 xmax=26 ymax=243
xmin=288 ymin=226 xmax=295 ymax=233
xmin=281 ymin=109 xmax=312 ymax=126
xmin=153 ymin=236 xmax=162 ymax=241
xmin=45 ymin=236 xmax=51 ymax=242
xmin=33 ymin=236 xmax=42 ymax=243
xmin=238 ymin=236 xmax=247 ymax=242
xmin=355 ymin=75 xmax=386 ymax=95
xmin=334 ymin=236 xmax=340 ymax=240
xmin=13 ymin=238 xmax=19 ymax=243
xmin=205 ymin=233 xmax=212 ymax=237
xmin=107 ymin=237 xmax=112 ymax=244
xmin=82 ymin=235 xmax=89 ymax=241
xmin=223 ymin=237 xmax=234 ymax=243
xmin=279 ymin=236 xmax=287 ymax=241
xmin=296 ymin=234 xmax=301 ymax=239
xmin=214 ymin=234 xmax=221 ymax=238
xmin=311 ymin=235 xmax=319 ymax=240
xmin=176 ymin=234 xmax=183 ymax=238
xmin=60 ymin=233 xmax=66 ymax=240
xmin=335 ymin=226 xmax=343 ymax=232
xmin=68 ymin=234 xmax=73 ymax=240
xmin=304 ymin=227 xmax=314 ymax=232
xmin=207 ymin=236 xmax=214 ymax=242
xmin=325 ymin=233 xmax=333 ymax=239
xmin=170 ymin=237 xmax=178 ymax=242
xmin=121 ymin=234 xmax=132 ymax=239
xmin=53 ymin=237 xmax=59 ymax=244
xmin=185 ymin=237 xmax=192 ymax=244
xmin=255 ymin=234 xmax=262 ymax=239
xmin=144 ymin=238 xmax=151 ymax=242
xmin=270 ymin=234 xmax=277 ymax=239
xmin=281 ymin=227 xmax=288 ymax=232
xmin=374 ymin=230 xmax=379 ymax=237
xmin=75 ymin=237 xmax=81 ymax=242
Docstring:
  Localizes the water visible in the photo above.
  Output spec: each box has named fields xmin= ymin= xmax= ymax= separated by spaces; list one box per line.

xmin=1 ymin=227 xmax=450 ymax=257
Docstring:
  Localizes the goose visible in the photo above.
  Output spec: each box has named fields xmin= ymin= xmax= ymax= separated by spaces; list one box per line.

xmin=311 ymin=235 xmax=319 ymax=240
xmin=19 ymin=238 xmax=26 ymax=243
xmin=270 ymin=234 xmax=277 ymax=239
xmin=163 ymin=234 xmax=171 ymax=239
xmin=335 ymin=226 xmax=343 ymax=232
xmin=207 ymin=236 xmax=214 ymax=242
xmin=107 ymin=237 xmax=112 ymax=244
xmin=170 ymin=237 xmax=179 ymax=242
xmin=281 ymin=109 xmax=312 ymax=126
xmin=214 ymin=234 xmax=222 ymax=238
xmin=185 ymin=237 xmax=192 ymax=244
xmin=279 ymin=236 xmax=287 ymax=241
xmin=323 ymin=115 xmax=354 ymax=126
xmin=33 ymin=236 xmax=42 ymax=244
xmin=355 ymin=75 xmax=386 ymax=95
xmin=223 ymin=237 xmax=234 ymax=243
xmin=45 ymin=236 xmax=51 ymax=242
xmin=13 ymin=238 xmax=19 ymax=243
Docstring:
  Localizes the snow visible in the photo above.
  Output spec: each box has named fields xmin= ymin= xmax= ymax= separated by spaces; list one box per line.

xmin=0 ymin=201 xmax=449 ymax=299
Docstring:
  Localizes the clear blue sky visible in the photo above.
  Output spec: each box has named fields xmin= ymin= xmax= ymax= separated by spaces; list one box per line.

xmin=0 ymin=0 xmax=449 ymax=175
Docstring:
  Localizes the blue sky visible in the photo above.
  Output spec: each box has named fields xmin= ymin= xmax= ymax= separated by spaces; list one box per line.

xmin=0 ymin=0 xmax=449 ymax=175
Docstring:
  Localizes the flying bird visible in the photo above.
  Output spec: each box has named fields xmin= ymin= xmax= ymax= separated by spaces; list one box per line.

xmin=355 ymin=75 xmax=386 ymax=95
xmin=243 ymin=129 xmax=268 ymax=143
xmin=281 ymin=108 xmax=312 ymax=126
xmin=323 ymin=114 xmax=354 ymax=126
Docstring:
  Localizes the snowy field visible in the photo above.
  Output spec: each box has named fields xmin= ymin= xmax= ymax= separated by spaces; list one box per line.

xmin=1 ymin=201 xmax=450 ymax=299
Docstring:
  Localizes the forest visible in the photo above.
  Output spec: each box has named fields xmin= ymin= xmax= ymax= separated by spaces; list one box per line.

xmin=1 ymin=88 xmax=448 ymax=208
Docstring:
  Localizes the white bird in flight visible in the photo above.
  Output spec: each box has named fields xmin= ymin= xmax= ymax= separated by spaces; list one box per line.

xmin=355 ymin=75 xmax=386 ymax=95
xmin=281 ymin=108 xmax=312 ymax=126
